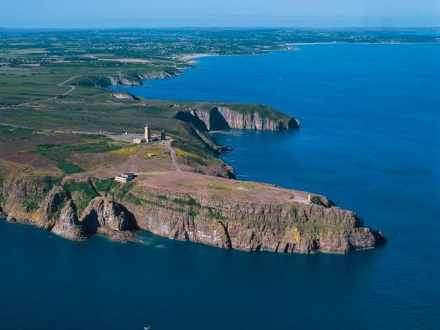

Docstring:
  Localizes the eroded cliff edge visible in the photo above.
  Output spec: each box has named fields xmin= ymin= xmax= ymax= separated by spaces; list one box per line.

xmin=175 ymin=105 xmax=300 ymax=132
xmin=0 ymin=172 xmax=384 ymax=254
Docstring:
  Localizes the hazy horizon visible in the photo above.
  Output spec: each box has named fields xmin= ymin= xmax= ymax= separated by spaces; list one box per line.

xmin=1 ymin=0 xmax=439 ymax=29
xmin=1 ymin=24 xmax=440 ymax=30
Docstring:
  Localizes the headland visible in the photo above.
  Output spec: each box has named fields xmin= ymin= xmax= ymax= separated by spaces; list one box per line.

xmin=0 ymin=29 xmax=387 ymax=254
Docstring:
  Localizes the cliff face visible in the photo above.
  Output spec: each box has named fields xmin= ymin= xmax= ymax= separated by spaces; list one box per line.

xmin=190 ymin=107 xmax=299 ymax=131
xmin=0 ymin=174 xmax=58 ymax=228
xmin=82 ymin=197 xmax=137 ymax=234
xmin=0 ymin=174 xmax=384 ymax=254
xmin=122 ymin=188 xmax=383 ymax=254
xmin=0 ymin=175 xmax=137 ymax=242
xmin=175 ymin=106 xmax=299 ymax=133
xmin=75 ymin=70 xmax=178 ymax=88
xmin=52 ymin=200 xmax=87 ymax=241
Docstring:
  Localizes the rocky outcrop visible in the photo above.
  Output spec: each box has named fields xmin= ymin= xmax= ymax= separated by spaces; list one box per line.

xmin=111 ymin=92 xmax=139 ymax=101
xmin=78 ymin=75 xmax=141 ymax=88
xmin=41 ymin=186 xmax=69 ymax=229
xmin=82 ymin=197 xmax=137 ymax=235
xmin=52 ymin=200 xmax=87 ymax=241
xmin=74 ymin=70 xmax=179 ymax=88
xmin=0 ymin=175 xmax=138 ymax=242
xmin=140 ymin=71 xmax=176 ymax=80
xmin=107 ymin=75 xmax=142 ymax=87
xmin=177 ymin=106 xmax=299 ymax=133
xmin=197 ymin=106 xmax=299 ymax=131
xmin=308 ymin=194 xmax=334 ymax=208
xmin=173 ymin=106 xmax=299 ymax=162
xmin=0 ymin=174 xmax=59 ymax=228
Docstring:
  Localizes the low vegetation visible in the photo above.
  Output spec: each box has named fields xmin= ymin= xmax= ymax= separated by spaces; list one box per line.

xmin=109 ymin=145 xmax=140 ymax=157
xmin=63 ymin=180 xmax=99 ymax=213
xmin=93 ymin=178 xmax=120 ymax=195
xmin=36 ymin=136 xmax=124 ymax=174
xmin=0 ymin=126 xmax=35 ymax=141
xmin=142 ymin=145 xmax=170 ymax=160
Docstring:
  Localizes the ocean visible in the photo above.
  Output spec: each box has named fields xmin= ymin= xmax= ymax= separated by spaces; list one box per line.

xmin=1 ymin=43 xmax=439 ymax=330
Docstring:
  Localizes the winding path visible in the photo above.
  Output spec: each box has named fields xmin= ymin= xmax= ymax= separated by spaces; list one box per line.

xmin=54 ymin=75 xmax=80 ymax=98
xmin=0 ymin=75 xmax=81 ymax=110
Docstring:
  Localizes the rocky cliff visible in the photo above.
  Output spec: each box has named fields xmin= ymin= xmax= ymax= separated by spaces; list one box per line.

xmin=0 ymin=173 xmax=384 ymax=254
xmin=119 ymin=185 xmax=384 ymax=254
xmin=0 ymin=175 xmax=137 ymax=242
xmin=52 ymin=200 xmax=87 ymax=241
xmin=175 ymin=106 xmax=299 ymax=135
xmin=74 ymin=69 xmax=179 ymax=88
xmin=82 ymin=197 xmax=137 ymax=233
xmin=189 ymin=106 xmax=300 ymax=131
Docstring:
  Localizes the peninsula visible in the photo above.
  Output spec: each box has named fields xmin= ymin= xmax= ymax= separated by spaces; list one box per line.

xmin=0 ymin=29 xmax=386 ymax=254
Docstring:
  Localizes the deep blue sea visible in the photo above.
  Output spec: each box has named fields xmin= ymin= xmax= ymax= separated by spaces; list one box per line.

xmin=2 ymin=44 xmax=440 ymax=330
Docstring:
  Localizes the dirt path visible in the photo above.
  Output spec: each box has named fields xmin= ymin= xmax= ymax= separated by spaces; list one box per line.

xmin=57 ymin=76 xmax=79 ymax=87
xmin=165 ymin=140 xmax=181 ymax=172
xmin=54 ymin=75 xmax=80 ymax=98
xmin=0 ymin=75 xmax=81 ymax=111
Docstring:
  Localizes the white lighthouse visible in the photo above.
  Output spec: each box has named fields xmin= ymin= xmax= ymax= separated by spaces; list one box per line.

xmin=144 ymin=124 xmax=151 ymax=143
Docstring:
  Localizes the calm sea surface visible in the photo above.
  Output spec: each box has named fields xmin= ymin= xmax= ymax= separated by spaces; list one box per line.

xmin=2 ymin=44 xmax=440 ymax=330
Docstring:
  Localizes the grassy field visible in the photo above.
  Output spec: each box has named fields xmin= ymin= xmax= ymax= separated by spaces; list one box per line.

xmin=0 ymin=126 xmax=130 ymax=173
xmin=36 ymin=135 xmax=125 ymax=174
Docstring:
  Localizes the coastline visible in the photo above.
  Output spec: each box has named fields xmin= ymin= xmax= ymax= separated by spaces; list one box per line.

xmin=0 ymin=44 xmax=386 ymax=255
xmin=176 ymin=53 xmax=218 ymax=65
xmin=1 ymin=31 xmax=440 ymax=330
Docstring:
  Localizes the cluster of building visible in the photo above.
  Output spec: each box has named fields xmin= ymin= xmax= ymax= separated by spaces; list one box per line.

xmin=133 ymin=125 xmax=166 ymax=144
xmin=114 ymin=125 xmax=168 ymax=184
xmin=114 ymin=125 xmax=168 ymax=183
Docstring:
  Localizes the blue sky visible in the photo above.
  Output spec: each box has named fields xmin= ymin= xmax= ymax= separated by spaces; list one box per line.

xmin=1 ymin=0 xmax=439 ymax=28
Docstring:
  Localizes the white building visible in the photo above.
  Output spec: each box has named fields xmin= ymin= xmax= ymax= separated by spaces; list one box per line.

xmin=115 ymin=173 xmax=136 ymax=183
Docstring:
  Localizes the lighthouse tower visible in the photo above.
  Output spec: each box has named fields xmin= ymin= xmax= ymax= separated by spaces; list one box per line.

xmin=144 ymin=124 xmax=151 ymax=143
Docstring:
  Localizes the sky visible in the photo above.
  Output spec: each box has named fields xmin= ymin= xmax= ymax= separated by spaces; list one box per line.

xmin=1 ymin=0 xmax=439 ymax=28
